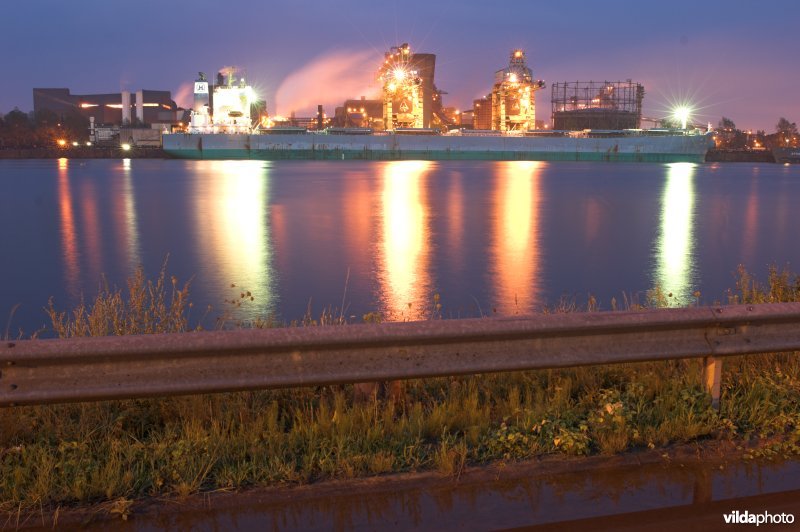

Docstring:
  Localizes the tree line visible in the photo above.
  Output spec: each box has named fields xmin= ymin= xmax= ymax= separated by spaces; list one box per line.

xmin=714 ymin=116 xmax=798 ymax=150
xmin=0 ymin=108 xmax=88 ymax=149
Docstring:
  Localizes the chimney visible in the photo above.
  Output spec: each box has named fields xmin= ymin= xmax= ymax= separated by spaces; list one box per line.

xmin=135 ymin=90 xmax=144 ymax=124
xmin=121 ymin=91 xmax=131 ymax=125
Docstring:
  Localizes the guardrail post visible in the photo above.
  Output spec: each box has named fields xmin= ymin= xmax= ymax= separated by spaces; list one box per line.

xmin=703 ymin=356 xmax=722 ymax=411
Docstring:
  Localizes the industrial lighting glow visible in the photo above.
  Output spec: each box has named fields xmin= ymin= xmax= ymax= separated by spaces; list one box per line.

xmin=673 ymin=106 xmax=692 ymax=130
xmin=121 ymin=143 xmax=131 ymax=151
xmin=71 ymin=141 xmax=79 ymax=147
xmin=392 ymin=67 xmax=407 ymax=81
xmin=57 ymin=139 xmax=67 ymax=147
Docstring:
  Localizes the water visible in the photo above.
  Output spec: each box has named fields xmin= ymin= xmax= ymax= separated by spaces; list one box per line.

xmin=44 ymin=457 xmax=800 ymax=530
xmin=1 ymin=159 xmax=798 ymax=335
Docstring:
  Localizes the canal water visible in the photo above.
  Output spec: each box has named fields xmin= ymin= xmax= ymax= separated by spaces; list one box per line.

xmin=1 ymin=159 xmax=798 ymax=335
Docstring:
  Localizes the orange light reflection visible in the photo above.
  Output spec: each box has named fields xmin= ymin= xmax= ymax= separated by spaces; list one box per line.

xmin=742 ymin=179 xmax=759 ymax=264
xmin=491 ymin=161 xmax=543 ymax=314
xmin=79 ymin=180 xmax=102 ymax=280
xmin=57 ymin=159 xmax=80 ymax=296
xmin=377 ymin=161 xmax=433 ymax=320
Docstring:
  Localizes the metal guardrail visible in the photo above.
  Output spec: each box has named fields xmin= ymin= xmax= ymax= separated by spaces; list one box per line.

xmin=2 ymin=303 xmax=800 ymax=407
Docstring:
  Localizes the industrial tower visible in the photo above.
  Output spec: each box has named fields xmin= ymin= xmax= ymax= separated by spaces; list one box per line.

xmin=379 ymin=43 xmax=424 ymax=130
xmin=491 ymin=50 xmax=544 ymax=131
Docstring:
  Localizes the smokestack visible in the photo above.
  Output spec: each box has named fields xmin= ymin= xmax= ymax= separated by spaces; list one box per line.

xmin=135 ymin=90 xmax=144 ymax=124
xmin=121 ymin=91 xmax=131 ymax=125
xmin=317 ymin=105 xmax=324 ymax=130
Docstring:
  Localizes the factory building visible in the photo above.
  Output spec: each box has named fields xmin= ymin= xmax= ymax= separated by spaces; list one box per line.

xmin=32 ymin=88 xmax=180 ymax=126
xmin=490 ymin=50 xmax=545 ymax=131
xmin=333 ymin=97 xmax=383 ymax=128
xmin=378 ymin=43 xmax=437 ymax=130
xmin=551 ymin=81 xmax=644 ymax=130
xmin=472 ymin=97 xmax=492 ymax=130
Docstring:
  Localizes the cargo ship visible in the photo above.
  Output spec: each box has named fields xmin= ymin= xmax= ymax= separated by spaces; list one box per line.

xmin=162 ymin=129 xmax=714 ymax=163
xmin=772 ymin=146 xmax=800 ymax=164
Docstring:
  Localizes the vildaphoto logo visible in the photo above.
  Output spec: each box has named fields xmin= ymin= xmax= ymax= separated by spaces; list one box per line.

xmin=723 ymin=510 xmax=795 ymax=526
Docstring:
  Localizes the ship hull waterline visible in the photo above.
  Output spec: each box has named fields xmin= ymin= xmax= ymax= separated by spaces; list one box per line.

xmin=162 ymin=132 xmax=714 ymax=163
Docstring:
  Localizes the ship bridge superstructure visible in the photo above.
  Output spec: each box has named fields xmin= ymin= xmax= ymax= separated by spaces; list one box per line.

xmin=189 ymin=68 xmax=256 ymax=134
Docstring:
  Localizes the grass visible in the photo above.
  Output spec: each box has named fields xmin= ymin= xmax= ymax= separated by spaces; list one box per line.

xmin=1 ymin=265 xmax=800 ymax=517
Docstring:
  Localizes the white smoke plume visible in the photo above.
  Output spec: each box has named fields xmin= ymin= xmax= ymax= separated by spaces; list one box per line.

xmin=275 ymin=49 xmax=381 ymax=116
xmin=173 ymin=82 xmax=193 ymax=109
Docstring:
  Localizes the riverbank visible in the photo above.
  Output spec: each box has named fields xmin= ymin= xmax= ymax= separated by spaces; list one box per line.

xmin=705 ymin=148 xmax=776 ymax=163
xmin=0 ymin=147 xmax=784 ymax=162
xmin=0 ymin=147 xmax=167 ymax=159
xmin=2 ymin=267 xmax=799 ymax=524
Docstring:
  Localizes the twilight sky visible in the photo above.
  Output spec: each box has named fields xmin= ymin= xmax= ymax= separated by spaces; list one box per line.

xmin=1 ymin=0 xmax=797 ymax=131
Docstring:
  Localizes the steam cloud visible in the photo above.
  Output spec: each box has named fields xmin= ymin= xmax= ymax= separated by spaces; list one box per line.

xmin=173 ymin=82 xmax=193 ymax=109
xmin=275 ymin=49 xmax=381 ymax=116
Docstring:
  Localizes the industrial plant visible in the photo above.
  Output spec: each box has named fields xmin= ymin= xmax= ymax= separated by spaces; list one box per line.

xmin=551 ymin=80 xmax=645 ymax=130
xmin=33 ymin=44 xmax=654 ymax=137
xmin=29 ymin=41 xmax=714 ymax=161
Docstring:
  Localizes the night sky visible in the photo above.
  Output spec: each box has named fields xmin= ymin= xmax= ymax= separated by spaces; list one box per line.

xmin=2 ymin=0 xmax=797 ymax=131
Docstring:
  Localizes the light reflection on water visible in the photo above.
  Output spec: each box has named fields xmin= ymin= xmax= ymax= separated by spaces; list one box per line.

xmin=113 ymin=158 xmax=141 ymax=272
xmin=654 ymin=162 xmax=696 ymax=304
xmin=377 ymin=161 xmax=433 ymax=320
xmin=56 ymin=158 xmax=79 ymax=297
xmin=2 ymin=159 xmax=800 ymax=334
xmin=192 ymin=160 xmax=276 ymax=318
xmin=491 ymin=161 xmax=543 ymax=314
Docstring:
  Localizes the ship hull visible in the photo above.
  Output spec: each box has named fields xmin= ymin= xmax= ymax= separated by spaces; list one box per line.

xmin=773 ymin=147 xmax=800 ymax=164
xmin=162 ymin=132 xmax=713 ymax=163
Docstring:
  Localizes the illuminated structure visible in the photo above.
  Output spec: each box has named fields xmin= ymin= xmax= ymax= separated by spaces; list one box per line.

xmin=378 ymin=43 xmax=437 ymax=130
xmin=189 ymin=68 xmax=256 ymax=133
xmin=212 ymin=69 xmax=255 ymax=132
xmin=333 ymin=97 xmax=383 ymax=128
xmin=491 ymin=50 xmax=544 ymax=131
xmin=551 ymin=81 xmax=644 ymax=130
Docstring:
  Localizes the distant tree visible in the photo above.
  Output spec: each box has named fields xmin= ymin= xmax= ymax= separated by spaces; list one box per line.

xmin=718 ymin=117 xmax=736 ymax=131
xmin=776 ymin=117 xmax=798 ymax=145
xmin=60 ymin=109 xmax=89 ymax=140
xmin=4 ymin=108 xmax=30 ymax=128
xmin=33 ymin=108 xmax=59 ymax=127
xmin=1 ymin=108 xmax=36 ymax=148
xmin=660 ymin=116 xmax=679 ymax=128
